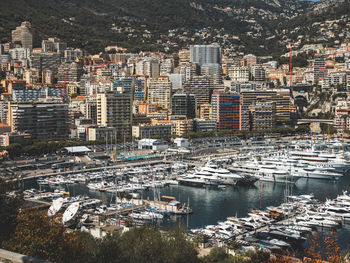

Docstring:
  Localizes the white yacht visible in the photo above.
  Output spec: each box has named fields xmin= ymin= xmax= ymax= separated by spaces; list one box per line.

xmin=177 ymin=174 xmax=207 ymax=187
xmin=200 ymin=163 xmax=242 ymax=185
xmin=232 ymin=162 xmax=300 ymax=183
xmin=254 ymin=164 xmax=300 ymax=183
xmin=263 ymin=155 xmax=343 ymax=180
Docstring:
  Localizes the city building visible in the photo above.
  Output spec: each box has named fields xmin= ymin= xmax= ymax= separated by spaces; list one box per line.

xmin=147 ymin=76 xmax=172 ymax=110
xmin=137 ymin=138 xmax=168 ymax=151
xmin=251 ymin=66 xmax=266 ymax=82
xmin=334 ymin=101 xmax=350 ymax=131
xmin=7 ymin=102 xmax=70 ymax=139
xmin=190 ymin=45 xmax=221 ymax=66
xmin=227 ymin=66 xmax=250 ymax=83
xmin=97 ymin=91 xmax=132 ymax=137
xmin=240 ymin=89 xmax=291 ymax=124
xmin=243 ymin=54 xmax=257 ymax=67
xmin=193 ymin=118 xmax=217 ymax=133
xmin=199 ymin=104 xmax=213 ymax=120
xmin=174 ymin=119 xmax=193 ymax=136
xmin=0 ymin=132 xmax=31 ymax=146
xmin=183 ymin=75 xmax=214 ymax=107
xmin=88 ymin=127 xmax=117 ymax=141
xmin=314 ymin=57 xmax=326 ymax=83
xmin=178 ymin=49 xmax=190 ymax=65
xmin=64 ymin=48 xmax=83 ymax=62
xmin=171 ymin=93 xmax=196 ymax=119
xmin=132 ymin=124 xmax=172 ymax=139
xmin=212 ymin=91 xmax=241 ymax=131
xmin=42 ymin=38 xmax=67 ymax=53
xmin=57 ymin=62 xmax=83 ymax=83
xmin=11 ymin=21 xmax=33 ymax=50
xmin=30 ymin=51 xmax=62 ymax=80
xmin=251 ymin=101 xmax=276 ymax=130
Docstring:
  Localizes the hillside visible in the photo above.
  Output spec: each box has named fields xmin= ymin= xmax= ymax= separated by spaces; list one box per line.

xmin=0 ymin=0 xmax=347 ymax=54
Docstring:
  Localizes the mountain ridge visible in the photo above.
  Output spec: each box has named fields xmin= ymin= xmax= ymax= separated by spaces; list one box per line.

xmin=0 ymin=0 xmax=348 ymax=55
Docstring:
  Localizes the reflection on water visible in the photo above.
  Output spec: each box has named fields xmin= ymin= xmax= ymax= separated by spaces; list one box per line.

xmin=24 ymin=174 xmax=350 ymax=248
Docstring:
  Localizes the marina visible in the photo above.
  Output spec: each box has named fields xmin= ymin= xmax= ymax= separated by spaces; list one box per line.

xmin=19 ymin=138 xmax=350 ymax=251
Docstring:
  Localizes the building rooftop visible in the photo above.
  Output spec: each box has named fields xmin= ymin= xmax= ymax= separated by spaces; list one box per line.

xmin=64 ymin=146 xmax=92 ymax=153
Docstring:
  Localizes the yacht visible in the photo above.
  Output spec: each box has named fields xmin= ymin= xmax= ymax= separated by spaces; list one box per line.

xmin=178 ymin=174 xmax=207 ymax=187
xmin=200 ymin=163 xmax=242 ymax=185
xmin=233 ymin=162 xmax=300 ymax=183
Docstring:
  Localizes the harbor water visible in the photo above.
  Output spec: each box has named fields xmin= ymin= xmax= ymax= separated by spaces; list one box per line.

xmin=24 ymin=174 xmax=350 ymax=250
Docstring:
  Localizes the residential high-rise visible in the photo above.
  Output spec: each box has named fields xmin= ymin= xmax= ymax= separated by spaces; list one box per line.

xmin=179 ymin=62 xmax=200 ymax=82
xmin=201 ymin=63 xmax=223 ymax=85
xmin=212 ymin=91 xmax=241 ymax=131
xmin=228 ymin=66 xmax=250 ymax=83
xmin=193 ymin=118 xmax=217 ymax=133
xmin=314 ymin=57 xmax=326 ymax=84
xmin=243 ymin=54 xmax=257 ymax=67
xmin=64 ymin=48 xmax=83 ymax=62
xmin=97 ymin=92 xmax=132 ymax=137
xmin=11 ymin=21 xmax=33 ymax=50
xmin=7 ymin=102 xmax=69 ymax=139
xmin=135 ymin=58 xmax=160 ymax=78
xmin=42 ymin=38 xmax=67 ymax=53
xmin=57 ymin=62 xmax=83 ymax=83
xmin=190 ymin=45 xmax=221 ymax=66
xmin=147 ymin=76 xmax=172 ymax=110
xmin=240 ymin=89 xmax=291 ymax=124
xmin=251 ymin=102 xmax=276 ymax=130
xmin=251 ymin=66 xmax=266 ymax=82
xmin=84 ymin=96 xmax=97 ymax=124
xmin=178 ymin=49 xmax=190 ymax=65
xmin=30 ymin=52 xmax=62 ymax=81
xmin=199 ymin=104 xmax=213 ymax=120
xmin=174 ymin=119 xmax=193 ymax=136
xmin=183 ymin=75 xmax=214 ymax=108
xmin=171 ymin=93 xmax=196 ymax=119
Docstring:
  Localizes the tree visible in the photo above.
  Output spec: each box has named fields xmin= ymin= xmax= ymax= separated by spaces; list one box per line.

xmin=3 ymin=210 xmax=88 ymax=263
xmin=117 ymin=227 xmax=166 ymax=263
xmin=296 ymin=124 xmax=311 ymax=134
xmin=95 ymin=233 xmax=122 ymax=263
xmin=165 ymin=226 xmax=199 ymax=263
xmin=325 ymin=231 xmax=343 ymax=263
xmin=0 ymin=178 xmax=23 ymax=245
xmin=202 ymin=247 xmax=230 ymax=263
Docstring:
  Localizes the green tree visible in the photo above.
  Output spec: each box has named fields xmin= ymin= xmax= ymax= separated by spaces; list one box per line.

xmin=0 ymin=178 xmax=23 ymax=245
xmin=118 ymin=227 xmax=165 ymax=263
xmin=165 ymin=226 xmax=199 ymax=263
xmin=95 ymin=233 xmax=122 ymax=263
xmin=296 ymin=124 xmax=311 ymax=134
xmin=3 ymin=210 xmax=88 ymax=263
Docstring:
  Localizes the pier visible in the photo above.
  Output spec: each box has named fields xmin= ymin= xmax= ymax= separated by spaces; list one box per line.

xmin=103 ymin=205 xmax=146 ymax=216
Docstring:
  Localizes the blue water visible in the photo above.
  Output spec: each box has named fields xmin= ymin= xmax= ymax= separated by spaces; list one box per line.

xmin=24 ymin=175 xmax=350 ymax=249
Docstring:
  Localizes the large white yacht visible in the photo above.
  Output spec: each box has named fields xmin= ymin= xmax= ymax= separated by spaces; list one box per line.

xmin=289 ymin=150 xmax=350 ymax=173
xmin=232 ymin=162 xmax=300 ymax=183
xmin=262 ymin=157 xmax=343 ymax=180
xmin=200 ymin=163 xmax=242 ymax=185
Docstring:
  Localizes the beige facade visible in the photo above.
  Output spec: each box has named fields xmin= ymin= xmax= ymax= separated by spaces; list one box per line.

xmin=147 ymin=76 xmax=172 ymax=110
xmin=97 ymin=92 xmax=132 ymax=136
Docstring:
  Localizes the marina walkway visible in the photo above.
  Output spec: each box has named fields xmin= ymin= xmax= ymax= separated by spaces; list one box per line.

xmin=21 ymin=160 xmax=169 ymax=181
xmin=103 ymin=205 xmax=146 ymax=216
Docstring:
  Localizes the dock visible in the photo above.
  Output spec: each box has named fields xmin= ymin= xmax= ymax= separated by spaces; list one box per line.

xmin=21 ymin=160 xmax=170 ymax=181
xmin=103 ymin=205 xmax=146 ymax=216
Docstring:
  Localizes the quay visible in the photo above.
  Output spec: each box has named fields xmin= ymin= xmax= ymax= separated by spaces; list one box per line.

xmin=20 ymin=159 xmax=171 ymax=181
xmin=103 ymin=205 xmax=146 ymax=216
